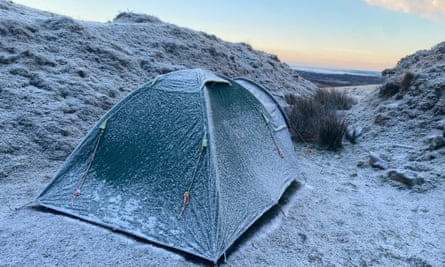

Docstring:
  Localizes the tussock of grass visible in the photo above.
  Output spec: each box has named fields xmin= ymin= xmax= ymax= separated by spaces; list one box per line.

xmin=314 ymin=88 xmax=355 ymax=110
xmin=285 ymin=88 xmax=353 ymax=150
xmin=379 ymin=80 xmax=400 ymax=97
xmin=400 ymin=71 xmax=415 ymax=90
xmin=318 ymin=115 xmax=346 ymax=150
xmin=379 ymin=71 xmax=415 ymax=97
xmin=285 ymin=95 xmax=323 ymax=143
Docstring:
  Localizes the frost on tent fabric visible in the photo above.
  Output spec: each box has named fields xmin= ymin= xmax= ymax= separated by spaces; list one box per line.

xmin=35 ymin=69 xmax=299 ymax=263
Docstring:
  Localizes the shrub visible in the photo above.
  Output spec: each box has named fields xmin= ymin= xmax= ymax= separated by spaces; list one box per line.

xmin=314 ymin=88 xmax=355 ymax=110
xmin=379 ymin=71 xmax=415 ymax=97
xmin=379 ymin=80 xmax=400 ymax=97
xmin=318 ymin=114 xmax=346 ymax=150
xmin=286 ymin=97 xmax=322 ymax=142
xmin=285 ymin=88 xmax=352 ymax=150
xmin=400 ymin=71 xmax=415 ymax=91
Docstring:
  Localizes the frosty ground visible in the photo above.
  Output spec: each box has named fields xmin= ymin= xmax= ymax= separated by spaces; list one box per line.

xmin=1 ymin=1 xmax=444 ymax=266
xmin=2 ymin=85 xmax=444 ymax=266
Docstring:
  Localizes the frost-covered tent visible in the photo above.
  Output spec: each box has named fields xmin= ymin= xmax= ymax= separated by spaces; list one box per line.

xmin=35 ymin=69 xmax=299 ymax=263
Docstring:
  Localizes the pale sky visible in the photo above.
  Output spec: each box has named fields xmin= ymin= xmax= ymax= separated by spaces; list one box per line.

xmin=12 ymin=0 xmax=445 ymax=71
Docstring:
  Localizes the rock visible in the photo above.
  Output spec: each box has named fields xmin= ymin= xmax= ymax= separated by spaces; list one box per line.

xmin=424 ymin=135 xmax=445 ymax=150
xmin=374 ymin=114 xmax=390 ymax=126
xmin=406 ymin=256 xmax=432 ymax=267
xmin=357 ymin=160 xmax=366 ymax=168
xmin=369 ymin=152 xmax=388 ymax=170
xmin=388 ymin=169 xmax=424 ymax=187
xmin=404 ymin=162 xmax=432 ymax=172
xmin=345 ymin=125 xmax=362 ymax=144
xmin=416 ymin=151 xmax=440 ymax=161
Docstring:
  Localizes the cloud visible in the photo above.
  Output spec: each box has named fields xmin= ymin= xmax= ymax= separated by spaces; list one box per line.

xmin=364 ymin=0 xmax=445 ymax=22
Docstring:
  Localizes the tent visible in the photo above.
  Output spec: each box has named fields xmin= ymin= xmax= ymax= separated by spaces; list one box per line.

xmin=35 ymin=69 xmax=299 ymax=263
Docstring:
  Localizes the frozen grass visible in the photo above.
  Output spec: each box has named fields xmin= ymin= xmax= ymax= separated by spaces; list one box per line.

xmin=379 ymin=71 xmax=416 ymax=97
xmin=285 ymin=88 xmax=352 ymax=150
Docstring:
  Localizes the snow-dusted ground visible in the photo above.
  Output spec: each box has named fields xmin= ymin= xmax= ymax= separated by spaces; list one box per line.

xmin=2 ymin=86 xmax=444 ymax=266
xmin=1 ymin=1 xmax=444 ymax=266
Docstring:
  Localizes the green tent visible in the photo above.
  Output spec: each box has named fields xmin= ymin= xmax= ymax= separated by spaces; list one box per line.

xmin=36 ymin=69 xmax=299 ymax=263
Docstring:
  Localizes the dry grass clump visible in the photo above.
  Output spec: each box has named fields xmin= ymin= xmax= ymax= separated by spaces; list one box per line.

xmin=285 ymin=94 xmax=323 ymax=142
xmin=285 ymin=88 xmax=353 ymax=150
xmin=378 ymin=80 xmax=400 ymax=97
xmin=318 ymin=116 xmax=347 ymax=150
xmin=314 ymin=88 xmax=355 ymax=110
xmin=379 ymin=71 xmax=415 ymax=97
xmin=400 ymin=71 xmax=415 ymax=90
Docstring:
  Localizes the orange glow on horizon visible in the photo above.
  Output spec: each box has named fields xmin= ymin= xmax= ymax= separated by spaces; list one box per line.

xmin=263 ymin=47 xmax=400 ymax=71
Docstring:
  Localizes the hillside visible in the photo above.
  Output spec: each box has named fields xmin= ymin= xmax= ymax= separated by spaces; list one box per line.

xmin=379 ymin=41 xmax=445 ymax=127
xmin=0 ymin=0 xmax=316 ymax=177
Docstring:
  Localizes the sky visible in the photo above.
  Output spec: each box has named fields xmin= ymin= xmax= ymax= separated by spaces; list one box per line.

xmin=12 ymin=0 xmax=445 ymax=71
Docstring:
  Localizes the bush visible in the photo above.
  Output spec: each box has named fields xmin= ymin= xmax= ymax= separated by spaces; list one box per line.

xmin=379 ymin=71 xmax=415 ymax=97
xmin=286 ymin=96 xmax=323 ymax=142
xmin=318 ymin=115 xmax=346 ymax=149
xmin=285 ymin=88 xmax=352 ymax=150
xmin=379 ymin=80 xmax=400 ymax=97
xmin=400 ymin=71 xmax=415 ymax=90
xmin=314 ymin=88 xmax=355 ymax=110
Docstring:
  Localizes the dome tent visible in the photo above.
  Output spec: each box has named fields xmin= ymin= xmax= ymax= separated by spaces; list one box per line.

xmin=35 ymin=69 xmax=299 ymax=263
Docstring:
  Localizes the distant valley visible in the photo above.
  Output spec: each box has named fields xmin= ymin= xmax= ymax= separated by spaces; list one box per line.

xmin=292 ymin=66 xmax=384 ymax=87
